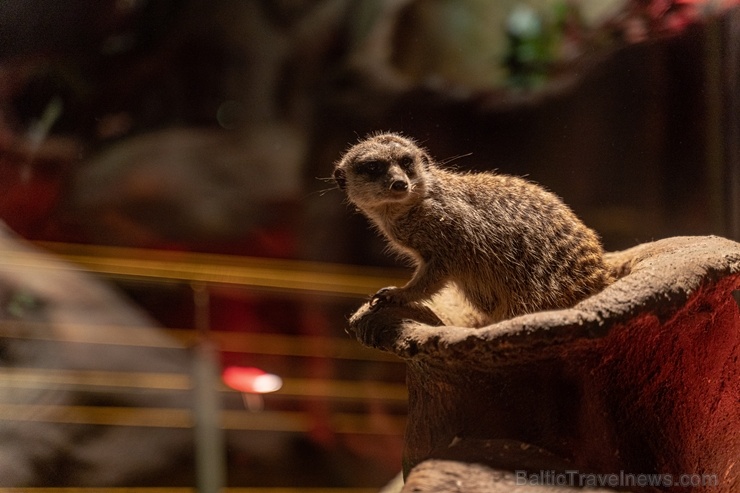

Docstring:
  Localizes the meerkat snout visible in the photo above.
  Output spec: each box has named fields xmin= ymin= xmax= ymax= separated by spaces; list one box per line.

xmin=385 ymin=162 xmax=412 ymax=195
xmin=390 ymin=180 xmax=408 ymax=192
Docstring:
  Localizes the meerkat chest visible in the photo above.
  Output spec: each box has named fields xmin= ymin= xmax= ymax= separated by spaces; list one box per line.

xmin=382 ymin=212 xmax=419 ymax=246
xmin=381 ymin=203 xmax=451 ymax=255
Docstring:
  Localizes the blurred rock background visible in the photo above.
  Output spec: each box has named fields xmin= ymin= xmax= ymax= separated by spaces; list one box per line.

xmin=1 ymin=0 xmax=737 ymax=258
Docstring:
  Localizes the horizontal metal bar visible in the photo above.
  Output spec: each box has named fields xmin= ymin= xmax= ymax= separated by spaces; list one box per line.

xmin=0 ymin=403 xmax=406 ymax=435
xmin=0 ymin=368 xmax=408 ymax=402
xmin=0 ymin=321 xmax=400 ymax=363
xmin=1 ymin=488 xmax=380 ymax=493
xmin=26 ymin=242 xmax=408 ymax=297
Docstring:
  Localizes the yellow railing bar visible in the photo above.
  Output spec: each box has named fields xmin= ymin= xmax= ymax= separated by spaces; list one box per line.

xmin=24 ymin=241 xmax=409 ymax=297
xmin=0 ymin=488 xmax=381 ymax=493
xmin=0 ymin=321 xmax=399 ymax=362
xmin=0 ymin=404 xmax=406 ymax=435
xmin=0 ymin=367 xmax=408 ymax=402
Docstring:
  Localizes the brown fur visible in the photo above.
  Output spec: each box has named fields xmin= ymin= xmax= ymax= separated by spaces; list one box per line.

xmin=334 ymin=132 xmax=613 ymax=323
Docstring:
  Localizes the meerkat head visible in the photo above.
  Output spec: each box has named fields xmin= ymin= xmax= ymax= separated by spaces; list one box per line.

xmin=333 ymin=133 xmax=432 ymax=212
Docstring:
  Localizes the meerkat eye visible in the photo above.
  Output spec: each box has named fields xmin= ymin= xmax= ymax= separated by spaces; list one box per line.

xmin=398 ymin=156 xmax=414 ymax=170
xmin=398 ymin=156 xmax=416 ymax=178
xmin=357 ymin=159 xmax=386 ymax=176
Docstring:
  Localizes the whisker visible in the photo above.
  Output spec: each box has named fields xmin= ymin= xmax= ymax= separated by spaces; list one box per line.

xmin=305 ymin=185 xmax=341 ymax=198
xmin=317 ymin=186 xmax=339 ymax=197
xmin=439 ymin=152 xmax=473 ymax=168
xmin=300 ymin=176 xmax=342 ymax=198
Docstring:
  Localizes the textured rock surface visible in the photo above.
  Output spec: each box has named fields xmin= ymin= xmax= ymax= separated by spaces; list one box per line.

xmin=404 ymin=459 xmax=618 ymax=493
xmin=348 ymin=236 xmax=740 ymax=492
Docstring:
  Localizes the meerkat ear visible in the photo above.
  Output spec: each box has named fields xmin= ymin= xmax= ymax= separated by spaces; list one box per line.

xmin=333 ymin=167 xmax=347 ymax=190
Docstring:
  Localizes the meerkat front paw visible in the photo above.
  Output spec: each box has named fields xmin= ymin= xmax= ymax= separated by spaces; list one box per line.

xmin=370 ymin=286 xmax=406 ymax=307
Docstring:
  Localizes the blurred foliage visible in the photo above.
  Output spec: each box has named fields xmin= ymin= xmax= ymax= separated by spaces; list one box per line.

xmin=504 ymin=4 xmax=560 ymax=88
xmin=503 ymin=0 xmax=736 ymax=88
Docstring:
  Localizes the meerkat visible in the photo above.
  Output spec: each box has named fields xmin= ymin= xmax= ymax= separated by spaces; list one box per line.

xmin=333 ymin=132 xmax=613 ymax=323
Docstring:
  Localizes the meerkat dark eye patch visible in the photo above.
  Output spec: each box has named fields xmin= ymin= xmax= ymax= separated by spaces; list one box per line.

xmin=398 ymin=155 xmax=414 ymax=170
xmin=356 ymin=159 xmax=387 ymax=177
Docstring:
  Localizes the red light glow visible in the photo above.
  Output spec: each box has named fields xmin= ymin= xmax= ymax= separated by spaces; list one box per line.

xmin=222 ymin=366 xmax=283 ymax=394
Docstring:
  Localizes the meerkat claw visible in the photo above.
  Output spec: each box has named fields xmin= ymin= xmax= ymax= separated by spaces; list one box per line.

xmin=370 ymin=286 xmax=401 ymax=307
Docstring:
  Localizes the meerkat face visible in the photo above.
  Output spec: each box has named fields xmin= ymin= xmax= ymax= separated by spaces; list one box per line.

xmin=334 ymin=133 xmax=430 ymax=211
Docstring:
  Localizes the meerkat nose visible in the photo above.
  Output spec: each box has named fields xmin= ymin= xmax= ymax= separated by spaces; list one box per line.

xmin=390 ymin=180 xmax=409 ymax=192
